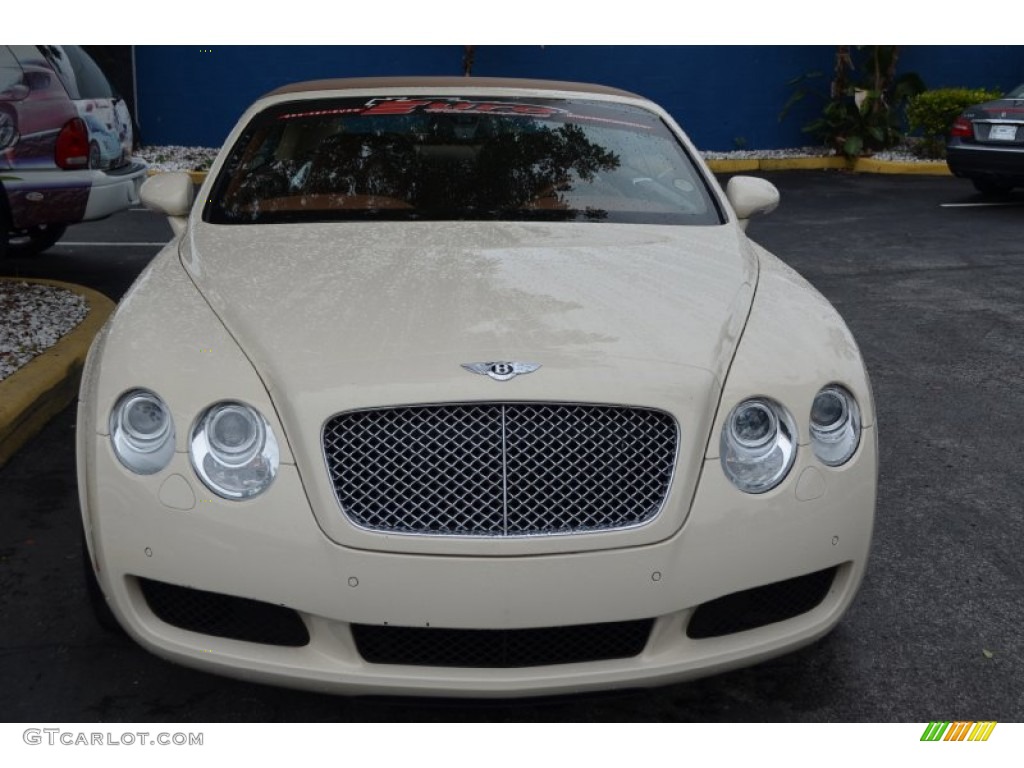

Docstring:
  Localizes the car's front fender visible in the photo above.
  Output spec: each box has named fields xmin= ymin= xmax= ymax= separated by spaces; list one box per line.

xmin=77 ymin=245 xmax=296 ymax=545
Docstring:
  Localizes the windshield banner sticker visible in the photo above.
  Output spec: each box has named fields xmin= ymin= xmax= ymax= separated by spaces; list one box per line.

xmin=276 ymin=98 xmax=653 ymax=131
xmin=362 ymin=99 xmax=570 ymax=117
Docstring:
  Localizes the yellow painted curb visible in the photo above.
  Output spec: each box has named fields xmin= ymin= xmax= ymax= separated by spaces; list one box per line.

xmin=851 ymin=157 xmax=952 ymax=176
xmin=760 ymin=156 xmax=848 ymax=171
xmin=0 ymin=279 xmax=115 ymax=468
xmin=706 ymin=155 xmax=951 ymax=176
xmin=146 ymin=168 xmax=208 ymax=185
xmin=706 ymin=159 xmax=760 ymax=173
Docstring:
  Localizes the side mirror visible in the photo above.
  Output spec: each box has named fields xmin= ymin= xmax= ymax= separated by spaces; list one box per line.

xmin=140 ymin=172 xmax=194 ymax=236
xmin=726 ymin=176 xmax=780 ymax=229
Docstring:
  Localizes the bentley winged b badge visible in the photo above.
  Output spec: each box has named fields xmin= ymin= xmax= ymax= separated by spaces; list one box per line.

xmin=461 ymin=361 xmax=541 ymax=382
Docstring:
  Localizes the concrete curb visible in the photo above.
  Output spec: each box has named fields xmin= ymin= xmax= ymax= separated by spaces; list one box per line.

xmin=706 ymin=156 xmax=952 ymax=176
xmin=146 ymin=168 xmax=208 ymax=185
xmin=848 ymin=157 xmax=953 ymax=176
xmin=0 ymin=279 xmax=115 ymax=469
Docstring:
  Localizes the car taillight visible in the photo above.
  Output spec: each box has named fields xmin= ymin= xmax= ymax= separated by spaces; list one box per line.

xmin=950 ymin=116 xmax=974 ymax=139
xmin=55 ymin=118 xmax=90 ymax=169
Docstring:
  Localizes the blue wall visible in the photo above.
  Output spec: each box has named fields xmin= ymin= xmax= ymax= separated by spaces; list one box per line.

xmin=135 ymin=46 xmax=1024 ymax=150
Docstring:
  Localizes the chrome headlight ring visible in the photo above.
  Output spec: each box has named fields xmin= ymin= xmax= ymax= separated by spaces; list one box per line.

xmin=109 ymin=389 xmax=176 ymax=475
xmin=190 ymin=401 xmax=279 ymax=500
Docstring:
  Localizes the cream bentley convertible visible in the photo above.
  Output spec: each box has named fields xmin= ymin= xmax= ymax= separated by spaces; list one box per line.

xmin=78 ymin=78 xmax=876 ymax=697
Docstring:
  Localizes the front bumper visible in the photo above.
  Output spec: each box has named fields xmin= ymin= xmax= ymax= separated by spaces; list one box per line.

xmin=80 ymin=419 xmax=875 ymax=698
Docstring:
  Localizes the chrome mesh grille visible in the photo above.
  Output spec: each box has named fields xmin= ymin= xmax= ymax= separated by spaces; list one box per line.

xmin=323 ymin=403 xmax=678 ymax=536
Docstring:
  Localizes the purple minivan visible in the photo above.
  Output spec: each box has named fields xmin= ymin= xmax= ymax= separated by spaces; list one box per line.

xmin=1 ymin=45 xmax=146 ymax=257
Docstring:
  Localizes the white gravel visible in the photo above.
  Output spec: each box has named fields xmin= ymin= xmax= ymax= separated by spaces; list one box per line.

xmin=700 ymin=145 xmax=836 ymax=160
xmin=868 ymin=148 xmax=933 ymax=163
xmin=702 ymin=141 xmax=936 ymax=164
xmin=136 ymin=145 xmax=220 ymax=172
xmin=0 ymin=282 xmax=89 ymax=382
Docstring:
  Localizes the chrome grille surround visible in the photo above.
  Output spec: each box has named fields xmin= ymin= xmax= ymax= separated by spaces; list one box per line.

xmin=322 ymin=403 xmax=679 ymax=537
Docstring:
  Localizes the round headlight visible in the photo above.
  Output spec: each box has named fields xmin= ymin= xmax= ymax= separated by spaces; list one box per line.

xmin=190 ymin=401 xmax=279 ymax=499
xmin=110 ymin=389 xmax=175 ymax=474
xmin=730 ymin=400 xmax=777 ymax=449
xmin=720 ymin=397 xmax=797 ymax=493
xmin=207 ymin=405 xmax=264 ymax=464
xmin=810 ymin=385 xmax=861 ymax=466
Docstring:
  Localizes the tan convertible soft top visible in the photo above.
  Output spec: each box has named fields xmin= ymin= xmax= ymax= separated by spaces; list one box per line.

xmin=264 ymin=76 xmax=645 ymax=100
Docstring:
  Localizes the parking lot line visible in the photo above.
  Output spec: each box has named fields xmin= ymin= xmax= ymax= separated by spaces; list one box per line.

xmin=59 ymin=242 xmax=169 ymax=247
xmin=940 ymin=201 xmax=1024 ymax=208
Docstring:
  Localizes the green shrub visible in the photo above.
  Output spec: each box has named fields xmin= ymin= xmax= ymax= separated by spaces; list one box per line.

xmin=782 ymin=47 xmax=925 ymax=159
xmin=907 ymin=87 xmax=1004 ymax=157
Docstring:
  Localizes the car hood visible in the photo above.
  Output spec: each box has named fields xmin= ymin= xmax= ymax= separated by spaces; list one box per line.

xmin=181 ymin=220 xmax=758 ymax=553
xmin=182 ymin=220 xmax=756 ymax=396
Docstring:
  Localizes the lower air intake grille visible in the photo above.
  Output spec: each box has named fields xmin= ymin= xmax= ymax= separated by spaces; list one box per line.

xmin=686 ymin=567 xmax=839 ymax=639
xmin=138 ymin=578 xmax=310 ymax=647
xmin=323 ymin=403 xmax=678 ymax=536
xmin=352 ymin=619 xmax=654 ymax=668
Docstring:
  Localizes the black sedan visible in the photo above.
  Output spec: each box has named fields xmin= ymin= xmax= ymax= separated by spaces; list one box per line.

xmin=946 ymin=83 xmax=1024 ymax=195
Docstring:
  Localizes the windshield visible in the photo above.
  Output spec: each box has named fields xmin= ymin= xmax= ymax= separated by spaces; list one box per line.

xmin=204 ymin=96 xmax=722 ymax=225
xmin=1004 ymin=84 xmax=1024 ymax=99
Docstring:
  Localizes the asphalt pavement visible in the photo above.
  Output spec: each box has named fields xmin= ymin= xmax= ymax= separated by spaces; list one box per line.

xmin=0 ymin=173 xmax=1021 ymax=721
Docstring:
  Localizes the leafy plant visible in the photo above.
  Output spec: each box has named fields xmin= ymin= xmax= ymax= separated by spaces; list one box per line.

xmin=783 ymin=46 xmax=925 ymax=158
xmin=907 ymin=87 xmax=1004 ymax=158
